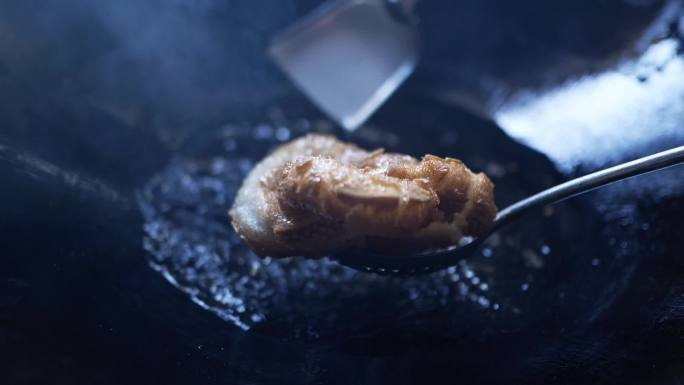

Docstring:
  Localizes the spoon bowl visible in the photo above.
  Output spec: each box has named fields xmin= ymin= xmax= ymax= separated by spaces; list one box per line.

xmin=334 ymin=235 xmax=489 ymax=276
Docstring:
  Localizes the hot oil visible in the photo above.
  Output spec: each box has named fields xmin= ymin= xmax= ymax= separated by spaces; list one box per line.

xmin=137 ymin=108 xmax=612 ymax=344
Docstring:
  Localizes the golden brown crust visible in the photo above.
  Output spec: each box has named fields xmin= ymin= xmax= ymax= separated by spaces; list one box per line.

xmin=229 ymin=134 xmax=497 ymax=258
xmin=277 ymin=156 xmax=438 ymax=237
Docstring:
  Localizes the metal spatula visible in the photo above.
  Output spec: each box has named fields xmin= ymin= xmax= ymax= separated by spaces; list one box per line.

xmin=269 ymin=0 xmax=420 ymax=131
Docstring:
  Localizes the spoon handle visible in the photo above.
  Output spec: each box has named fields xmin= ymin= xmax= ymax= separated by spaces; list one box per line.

xmin=494 ymin=145 xmax=684 ymax=228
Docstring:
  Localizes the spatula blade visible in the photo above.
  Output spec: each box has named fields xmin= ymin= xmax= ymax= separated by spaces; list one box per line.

xmin=269 ymin=0 xmax=419 ymax=130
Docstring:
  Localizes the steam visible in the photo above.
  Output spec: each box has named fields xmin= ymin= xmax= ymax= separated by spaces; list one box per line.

xmin=0 ymin=0 xmax=297 ymax=128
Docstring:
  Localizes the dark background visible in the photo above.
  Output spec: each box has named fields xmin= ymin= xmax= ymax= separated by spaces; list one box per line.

xmin=1 ymin=0 xmax=684 ymax=384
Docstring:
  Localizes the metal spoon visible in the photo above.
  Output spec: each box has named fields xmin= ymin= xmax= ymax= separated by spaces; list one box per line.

xmin=334 ymin=145 xmax=684 ymax=276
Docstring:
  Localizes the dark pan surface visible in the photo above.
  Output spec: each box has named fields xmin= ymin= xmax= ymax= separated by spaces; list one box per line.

xmin=2 ymin=95 xmax=683 ymax=385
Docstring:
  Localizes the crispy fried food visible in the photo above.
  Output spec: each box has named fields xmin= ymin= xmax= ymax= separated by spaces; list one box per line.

xmin=229 ymin=134 xmax=496 ymax=257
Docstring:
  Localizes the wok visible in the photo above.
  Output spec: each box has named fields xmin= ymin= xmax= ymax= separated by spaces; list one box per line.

xmin=1 ymin=1 xmax=683 ymax=384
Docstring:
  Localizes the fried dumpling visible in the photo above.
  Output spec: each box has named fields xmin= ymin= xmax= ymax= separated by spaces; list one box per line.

xmin=229 ymin=134 xmax=496 ymax=258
